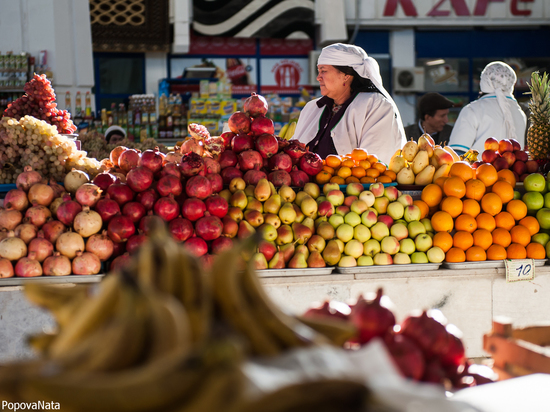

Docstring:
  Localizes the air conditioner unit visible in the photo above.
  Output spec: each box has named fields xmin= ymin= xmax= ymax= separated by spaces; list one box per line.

xmin=309 ymin=50 xmax=321 ymax=86
xmin=393 ymin=67 xmax=425 ymax=92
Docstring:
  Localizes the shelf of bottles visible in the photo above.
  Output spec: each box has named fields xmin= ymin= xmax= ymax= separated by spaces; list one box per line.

xmin=0 ymin=52 xmax=33 ymax=114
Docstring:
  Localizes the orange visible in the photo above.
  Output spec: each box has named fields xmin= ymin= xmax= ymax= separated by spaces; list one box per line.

xmin=476 ymin=163 xmax=499 ymax=187
xmin=337 ymin=166 xmax=352 ymax=179
xmin=376 ymin=175 xmax=392 ymax=183
xmin=519 ymin=216 xmax=540 ymax=236
xmin=446 ymin=247 xmax=466 ymax=263
xmin=431 ymin=210 xmax=454 ymax=232
xmin=434 ymin=176 xmax=448 ymax=189
xmin=453 ymin=231 xmax=474 ymax=251
xmin=510 ymin=225 xmax=531 ymax=247
xmin=507 ymin=243 xmax=527 ymax=259
xmin=345 ymin=176 xmax=360 ymax=184
xmin=440 ymin=196 xmax=463 ymax=218
xmin=342 ymin=158 xmax=356 ymax=168
xmin=325 ymin=155 xmax=342 ymax=169
xmin=472 ymin=229 xmax=493 ymax=250
xmin=358 ymin=160 xmax=371 ymax=169
xmin=494 ymin=211 xmax=516 ymax=231
xmin=476 ymin=213 xmax=496 ymax=232
xmin=480 ymin=193 xmax=503 ymax=216
xmin=414 ymin=200 xmax=430 ymax=220
xmin=383 ymin=170 xmax=397 ymax=181
xmin=372 ymin=162 xmax=387 ymax=173
xmin=351 ymin=166 xmax=366 ymax=178
xmin=351 ymin=148 xmax=369 ymax=161
xmin=365 ymin=168 xmax=380 ymax=178
xmin=497 ymin=169 xmax=516 ymax=187
xmin=443 ymin=176 xmax=466 ymax=198
xmin=506 ymin=199 xmax=528 ymax=221
xmin=487 ymin=244 xmax=507 ymax=260
xmin=360 ymin=176 xmax=375 ymax=184
xmin=330 ymin=176 xmax=346 ymax=185
xmin=455 ymin=214 xmax=478 ymax=233
xmin=466 ymin=245 xmax=487 ymax=262
xmin=433 ymin=231 xmax=453 ymax=253
xmin=464 ymin=179 xmax=486 ymax=201
xmin=526 ymin=242 xmax=546 ymax=259
xmin=316 ymin=170 xmax=332 ymax=184
xmin=322 ymin=165 xmax=335 ymax=174
xmin=449 ymin=161 xmax=475 ymax=182
xmin=421 ymin=184 xmax=443 ymax=208
xmin=491 ymin=180 xmax=515 ymax=204
xmin=462 ymin=199 xmax=481 ymax=218
xmin=491 ymin=228 xmax=511 ymax=248
xmin=367 ymin=154 xmax=378 ymax=164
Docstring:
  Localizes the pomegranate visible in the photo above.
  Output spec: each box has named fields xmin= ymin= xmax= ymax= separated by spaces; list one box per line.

xmin=269 ymin=152 xmax=293 ymax=173
xmin=203 ymin=157 xmax=221 ymax=175
xmin=126 ymin=233 xmax=148 ymax=255
xmin=64 ymin=169 xmax=90 ymax=194
xmin=56 ymin=231 xmax=86 ymax=259
xmin=0 ymin=208 xmax=23 ymax=231
xmin=43 ymin=252 xmax=72 ymax=276
xmin=136 ymin=189 xmax=159 ymax=211
xmin=284 ymin=140 xmax=307 ymax=161
xmin=118 ymin=148 xmax=141 ymax=173
xmin=218 ymin=150 xmax=239 ymax=169
xmin=92 ymin=172 xmax=118 ymax=191
xmin=220 ymin=167 xmax=243 ymax=184
xmin=72 ymin=251 xmax=101 ymax=275
xmin=205 ymin=136 xmax=226 ymax=156
xmin=244 ymin=93 xmax=268 ymax=118
xmin=126 ymin=166 xmax=154 ymax=193
xmin=211 ymin=236 xmax=233 ymax=254
xmin=139 ymin=148 xmax=165 ymax=173
xmin=0 ymin=258 xmax=14 ymax=278
xmin=179 ymin=152 xmax=204 ymax=177
xmin=400 ymin=310 xmax=450 ymax=360
xmin=48 ymin=179 xmax=66 ymax=199
xmin=195 ymin=216 xmax=223 ymax=241
xmin=351 ymin=288 xmax=396 ymax=344
xmin=268 ymin=170 xmax=292 ymax=187
xmin=422 ymin=359 xmax=446 ymax=384
xmin=73 ymin=207 xmax=103 ymax=238
xmin=299 ymin=152 xmax=323 ymax=176
xmin=231 ymin=134 xmax=254 ymax=153
xmin=164 ymin=151 xmax=183 ymax=164
xmin=16 ymin=166 xmax=43 ymax=192
xmin=110 ymin=146 xmax=127 ymax=165
xmin=253 ymin=134 xmax=277 ymax=159
xmin=385 ymin=333 xmax=426 ymax=381
xmin=112 ymin=172 xmax=126 ymax=183
xmin=139 ymin=213 xmax=164 ymax=235
xmin=56 ymin=195 xmax=82 ymax=226
xmin=106 ymin=183 xmax=135 ymax=206
xmin=251 ymin=117 xmax=275 ymax=136
xmin=107 ymin=215 xmax=136 ymax=243
xmin=153 ymin=196 xmax=180 ymax=222
xmin=111 ymin=240 xmax=127 ymax=258
xmin=228 ymin=111 xmax=251 ymax=134
xmin=243 ymin=170 xmax=267 ymax=186
xmin=168 ymin=217 xmax=194 ymax=242
xmin=158 ymin=162 xmax=181 ymax=179
xmin=303 ymin=300 xmax=352 ymax=321
xmin=4 ymin=189 xmax=29 ymax=211
xmin=157 ymin=175 xmax=183 ymax=197
xmin=180 ymin=138 xmax=204 ymax=156
xmin=122 ymin=202 xmax=146 ymax=223
xmin=219 ymin=131 xmax=235 ymax=148
xmin=201 ymin=254 xmax=215 ymax=270
xmin=238 ymin=150 xmax=263 ymax=171
xmin=206 ymin=173 xmax=223 ymax=194
xmin=24 ymin=205 xmax=51 ymax=228
xmin=110 ymin=253 xmax=132 ymax=272
xmin=14 ymin=222 xmax=38 ymax=244
xmin=222 ymin=216 xmax=238 ymax=238
xmin=42 ymin=220 xmax=66 ymax=244
xmin=75 ymin=183 xmax=102 ymax=207
xmin=290 ymin=169 xmax=310 ymax=187
xmin=86 ymin=231 xmax=114 ymax=261
xmin=0 ymin=230 xmax=8 ymax=242
xmin=49 ymin=197 xmax=64 ymax=218
xmin=0 ymin=231 xmax=27 ymax=261
xmin=100 ymin=158 xmax=115 ymax=171
xmin=185 ymin=175 xmax=212 ymax=200
xmin=28 ymin=233 xmax=54 ymax=262
xmin=205 ymin=195 xmax=229 ymax=219
xmin=440 ymin=324 xmax=466 ymax=367
xmin=15 ymin=252 xmax=42 ymax=277
xmin=28 ymin=183 xmax=55 ymax=206
xmin=184 ymin=237 xmax=208 ymax=257
xmin=181 ymin=198 xmax=206 ymax=221
xmin=95 ymin=196 xmax=121 ymax=224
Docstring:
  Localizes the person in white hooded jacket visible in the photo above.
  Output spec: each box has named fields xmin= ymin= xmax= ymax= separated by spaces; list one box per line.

xmin=293 ymin=43 xmax=406 ymax=164
xmin=448 ymin=61 xmax=527 ymax=155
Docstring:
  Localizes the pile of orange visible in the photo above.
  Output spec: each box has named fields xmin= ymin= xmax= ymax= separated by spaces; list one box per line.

xmin=315 ymin=148 xmax=397 ymax=185
xmin=425 ymin=162 xmax=546 ymax=262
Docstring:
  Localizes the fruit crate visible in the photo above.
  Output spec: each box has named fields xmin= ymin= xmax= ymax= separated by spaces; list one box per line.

xmin=483 ymin=317 xmax=550 ymax=380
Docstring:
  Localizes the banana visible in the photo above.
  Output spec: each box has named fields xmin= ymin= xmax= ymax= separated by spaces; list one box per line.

xmin=24 ymin=283 xmax=89 ymax=313
xmin=295 ymin=316 xmax=357 ymax=347
xmin=136 ymin=239 xmax=156 ymax=289
xmin=278 ymin=123 xmax=289 ymax=139
xmin=26 ymin=332 xmax=57 ymax=355
xmin=287 ymin=122 xmax=297 ymax=140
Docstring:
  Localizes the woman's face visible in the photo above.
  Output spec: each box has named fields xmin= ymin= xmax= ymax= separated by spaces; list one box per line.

xmin=317 ymin=65 xmax=346 ymax=99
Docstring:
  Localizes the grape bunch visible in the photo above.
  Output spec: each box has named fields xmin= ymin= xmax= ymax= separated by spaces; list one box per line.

xmin=0 ymin=116 xmax=101 ymax=184
xmin=3 ymin=74 xmax=76 ymax=135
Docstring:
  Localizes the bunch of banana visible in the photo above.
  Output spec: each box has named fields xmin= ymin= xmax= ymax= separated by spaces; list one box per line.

xmin=460 ymin=149 xmax=479 ymax=165
xmin=278 ymin=119 xmax=297 ymax=140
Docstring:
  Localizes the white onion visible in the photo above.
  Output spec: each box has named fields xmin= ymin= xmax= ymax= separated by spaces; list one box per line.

xmin=64 ymin=168 xmax=90 ymax=194
xmin=73 ymin=207 xmax=103 ymax=238
xmin=56 ymin=231 xmax=85 ymax=259
xmin=0 ymin=232 xmax=28 ymax=261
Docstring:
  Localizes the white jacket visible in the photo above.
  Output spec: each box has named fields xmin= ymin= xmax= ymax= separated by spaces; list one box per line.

xmin=448 ymin=94 xmax=527 ymax=154
xmin=294 ymin=93 xmax=406 ymax=164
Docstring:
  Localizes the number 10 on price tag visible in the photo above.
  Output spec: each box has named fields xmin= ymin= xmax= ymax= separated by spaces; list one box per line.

xmin=505 ymin=259 xmax=535 ymax=283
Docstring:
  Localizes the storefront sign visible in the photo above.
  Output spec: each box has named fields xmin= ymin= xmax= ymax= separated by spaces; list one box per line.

xmin=505 ymin=259 xmax=535 ymax=282
xmin=260 ymin=58 xmax=310 ymax=94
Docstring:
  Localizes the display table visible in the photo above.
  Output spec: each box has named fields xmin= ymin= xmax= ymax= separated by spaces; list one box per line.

xmin=0 ymin=266 xmax=549 ymax=362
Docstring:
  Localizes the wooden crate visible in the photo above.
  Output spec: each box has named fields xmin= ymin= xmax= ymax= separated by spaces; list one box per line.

xmin=483 ymin=316 xmax=550 ymax=380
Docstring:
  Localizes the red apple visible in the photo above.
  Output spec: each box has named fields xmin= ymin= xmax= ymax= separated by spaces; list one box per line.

xmin=525 ymin=159 xmax=539 ymax=174
xmin=481 ymin=150 xmax=498 ymax=163
xmin=498 ymin=139 xmax=513 ymax=153
xmin=520 ymin=173 xmax=529 ymax=182
xmin=510 ymin=138 xmax=522 ymax=151
xmin=501 ymin=151 xmax=516 ymax=167
xmin=471 ymin=161 xmax=483 ymax=169
xmin=493 ymin=157 xmax=509 ymax=171
xmin=514 ymin=150 xmax=528 ymax=162
xmin=484 ymin=137 xmax=499 ymax=151
xmin=512 ymin=160 xmax=527 ymax=176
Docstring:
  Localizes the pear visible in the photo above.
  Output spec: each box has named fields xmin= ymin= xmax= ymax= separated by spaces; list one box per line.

xmin=429 ymin=155 xmax=439 ymax=168
xmin=288 ymin=252 xmax=308 ymax=269
xmin=264 ymin=213 xmax=281 ymax=229
xmin=444 ymin=144 xmax=461 ymax=162
xmin=276 ymin=224 xmax=294 ymax=245
xmin=414 ymin=164 xmax=436 ymax=185
xmin=389 ymin=154 xmax=407 ymax=174
xmin=244 ymin=209 xmax=264 ymax=228
xmin=301 ymin=197 xmax=318 ymax=218
xmin=254 ymin=178 xmax=271 ymax=202
xmin=307 ymin=235 xmax=326 ymax=253
xmin=258 ymin=240 xmax=277 ymax=261
xmin=278 ymin=202 xmax=297 ymax=225
xmin=294 ymin=191 xmax=311 ymax=207
xmin=302 ymin=217 xmax=315 ymax=232
xmin=307 ymin=251 xmax=326 ymax=268
xmin=258 ymin=223 xmax=277 ymax=241
xmin=246 ymin=197 xmax=263 ymax=213
xmin=316 ymin=221 xmax=335 ymax=240
xmin=279 ymin=243 xmax=296 ymax=263
xmin=303 ymin=182 xmax=321 ymax=199
xmin=411 ymin=150 xmax=430 ymax=175
xmin=268 ymin=252 xmax=286 ymax=269
xmin=433 ymin=163 xmax=451 ymax=182
xmin=278 ymin=185 xmax=296 ymax=202
xmin=396 ymin=166 xmax=415 ymax=185
xmin=268 ymin=181 xmax=277 ymax=196
xmin=295 ymin=244 xmax=310 ymax=259
xmin=229 ymin=177 xmax=246 ymax=193
xmin=245 ymin=185 xmax=255 ymax=197
xmin=418 ymin=134 xmax=434 ymax=157
xmin=237 ymin=220 xmax=255 ymax=239
xmin=433 ymin=147 xmax=454 ymax=168
xmin=322 ymin=239 xmax=342 ymax=266
xmin=251 ymin=252 xmax=268 ymax=270
xmin=292 ymin=204 xmax=305 ymax=223
xmin=219 ymin=189 xmax=232 ymax=202
xmin=402 ymin=138 xmax=419 ymax=162
xmin=227 ymin=206 xmax=244 ymax=222
xmin=292 ymin=222 xmax=313 ymax=245
xmin=230 ymin=190 xmax=248 ymax=210
xmin=264 ymin=194 xmax=282 ymax=214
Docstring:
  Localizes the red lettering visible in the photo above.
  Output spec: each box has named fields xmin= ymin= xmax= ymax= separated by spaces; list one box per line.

xmin=383 ymin=0 xmax=418 ymax=16
xmin=511 ymin=0 xmax=533 ymax=15
xmin=473 ymin=0 xmax=504 ymax=16
xmin=427 ymin=0 xmax=470 ymax=16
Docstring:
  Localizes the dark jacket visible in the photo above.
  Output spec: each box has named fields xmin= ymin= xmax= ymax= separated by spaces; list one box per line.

xmin=404 ymin=123 xmax=454 ymax=146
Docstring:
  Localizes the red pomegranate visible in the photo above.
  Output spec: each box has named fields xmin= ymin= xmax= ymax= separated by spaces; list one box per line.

xmin=92 ymin=172 xmax=117 ymax=192
xmin=179 ymin=152 xmax=204 ymax=177
xmin=126 ymin=166 xmax=154 ymax=193
xmin=158 ymin=162 xmax=181 ymax=180
xmin=48 ymin=179 xmax=66 ymax=199
xmin=243 ymin=93 xmax=268 ymax=117
xmin=110 ymin=253 xmax=132 ymax=272
xmin=28 ymin=234 xmax=54 ymax=263
xmin=138 ymin=148 xmax=165 ymax=173
xmin=136 ymin=188 xmax=160 ymax=211
xmin=290 ymin=169 xmax=310 ymax=187
xmin=231 ymin=134 xmax=254 ymax=153
xmin=56 ymin=195 xmax=82 ymax=226
xmin=243 ymin=170 xmax=267 ymax=186
xmin=139 ymin=213 xmax=162 ymax=235
xmin=16 ymin=166 xmax=43 ymax=192
xmin=400 ymin=310 xmax=450 ymax=360
xmin=219 ymin=131 xmax=235 ymax=148
xmin=15 ymin=252 xmax=43 ymax=277
xmin=268 ymin=152 xmax=293 ymax=173
xmin=180 ymin=138 xmax=204 ymax=156
xmin=86 ymin=231 xmax=114 ymax=261
xmin=251 ymin=117 xmax=275 ymax=137
xmin=4 ymin=189 xmax=29 ymax=211
xmin=153 ymin=196 xmax=180 ymax=222
xmin=118 ymin=148 xmax=141 ymax=173
xmin=111 ymin=240 xmax=127 ymax=258
xmin=228 ymin=111 xmax=251 ymax=134
xmin=95 ymin=196 xmax=121 ymax=223
xmin=107 ymin=215 xmax=136 ymax=243
xmin=24 ymin=205 xmax=50 ymax=228
xmin=255 ymin=133 xmax=279 ymax=159
xmin=72 ymin=251 xmax=102 ymax=275
xmin=106 ymin=183 xmax=135 ymax=206
xmin=110 ymin=146 xmax=127 ymax=166
xmin=157 ymin=175 xmax=183 ymax=197
xmin=385 ymin=333 xmax=426 ymax=381
xmin=75 ymin=183 xmax=102 ymax=207
xmin=267 ymin=170 xmax=292 ymax=187
xmin=440 ymin=324 xmax=466 ymax=367
xmin=184 ymin=237 xmax=208 ymax=257
xmin=122 ymin=202 xmax=147 ymax=223
xmin=218 ymin=150 xmax=239 ymax=169
xmin=126 ymin=233 xmax=148 ymax=255
xmin=422 ymin=359 xmax=446 ymax=384
xmin=205 ymin=195 xmax=229 ymax=218
xmin=185 ymin=175 xmax=212 ymax=200
xmin=203 ymin=157 xmax=221 ymax=175
xmin=181 ymin=198 xmax=206 ymax=221
xmin=206 ymin=173 xmax=223 ymax=194
xmin=238 ymin=150 xmax=263 ymax=171
xmin=220 ymin=167 xmax=243 ymax=184
xmin=350 ymin=288 xmax=396 ymax=344
xmin=299 ymin=152 xmax=323 ymax=176
xmin=164 ymin=152 xmax=183 ymax=165
xmin=42 ymin=252 xmax=71 ymax=276
xmin=211 ymin=236 xmax=234 ymax=254
xmin=168 ymin=217 xmax=194 ymax=242
xmin=41 ymin=220 xmax=66 ymax=244
xmin=302 ymin=300 xmax=352 ymax=321
xmin=284 ymin=141 xmax=307 ymax=161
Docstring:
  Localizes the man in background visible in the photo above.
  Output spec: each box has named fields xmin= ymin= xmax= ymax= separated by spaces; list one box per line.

xmin=404 ymin=92 xmax=454 ymax=146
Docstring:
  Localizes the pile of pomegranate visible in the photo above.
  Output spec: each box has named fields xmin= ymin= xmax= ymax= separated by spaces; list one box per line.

xmin=302 ymin=288 xmax=498 ymax=389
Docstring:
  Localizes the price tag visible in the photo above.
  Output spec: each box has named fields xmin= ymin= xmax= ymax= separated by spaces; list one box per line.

xmin=505 ymin=259 xmax=535 ymax=283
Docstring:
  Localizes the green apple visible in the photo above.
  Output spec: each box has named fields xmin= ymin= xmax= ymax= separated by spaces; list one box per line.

xmin=373 ymin=252 xmax=393 ymax=265
xmin=387 ymin=201 xmax=405 ymax=220
xmin=427 ymin=246 xmax=445 ymax=263
xmin=329 ymin=214 xmax=344 ymax=229
xmin=531 ymin=232 xmax=550 ymax=246
xmin=393 ymin=252 xmax=411 ymax=264
xmin=370 ymin=221 xmax=390 ymax=241
xmin=399 ymin=238 xmax=416 ymax=255
xmin=524 ymin=173 xmax=546 ymax=192
xmin=381 ymin=236 xmax=400 ymax=255
xmin=361 ymin=210 xmax=378 ymax=227
xmin=536 ymin=208 xmax=550 ymax=230
xmin=420 ymin=218 xmax=433 ymax=233
xmin=363 ymin=239 xmax=381 ymax=257
xmin=513 ymin=191 xmax=521 ymax=200
xmin=338 ymin=255 xmax=357 ymax=267
xmin=390 ymin=222 xmax=409 ymax=241
xmin=357 ymin=255 xmax=374 ymax=266
xmin=344 ymin=211 xmax=362 ymax=227
xmin=354 ymin=224 xmax=371 ymax=243
xmin=411 ymin=251 xmax=429 ymax=264
xmin=544 ymin=192 xmax=550 ymax=209
xmin=408 ymin=220 xmax=427 ymax=239
xmin=523 ymin=192 xmax=545 ymax=212
xmin=336 ymin=223 xmax=354 ymax=243
xmin=415 ymin=233 xmax=433 ymax=252
xmin=344 ymin=239 xmax=364 ymax=259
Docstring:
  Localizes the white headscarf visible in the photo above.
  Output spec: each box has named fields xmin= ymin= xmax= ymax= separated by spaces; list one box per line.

xmin=480 ymin=61 xmax=518 ymax=140
xmin=317 ymin=43 xmax=405 ymax=135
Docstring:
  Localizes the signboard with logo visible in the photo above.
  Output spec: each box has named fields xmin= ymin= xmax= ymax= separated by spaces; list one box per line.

xmin=259 ymin=58 xmax=311 ymax=95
